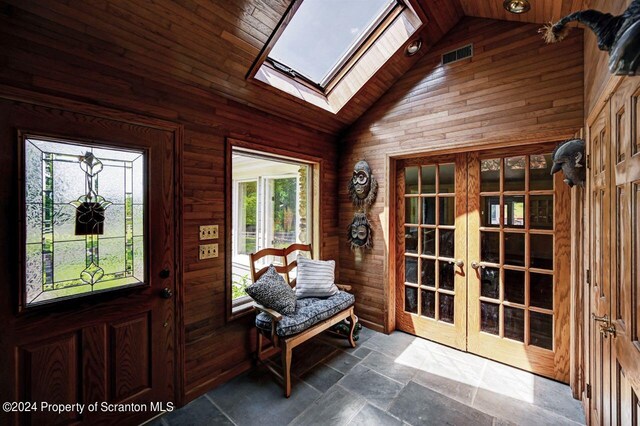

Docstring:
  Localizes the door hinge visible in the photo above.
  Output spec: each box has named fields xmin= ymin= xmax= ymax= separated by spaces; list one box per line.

xmin=586 ymin=269 xmax=591 ymax=285
xmin=586 ymin=154 xmax=590 ymax=169
xmin=586 ymin=383 xmax=591 ymax=399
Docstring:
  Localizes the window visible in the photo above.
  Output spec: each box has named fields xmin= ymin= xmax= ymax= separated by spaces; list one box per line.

xmin=250 ymin=0 xmax=420 ymax=113
xmin=268 ymin=0 xmax=398 ymax=89
xmin=231 ymin=150 xmax=313 ymax=308
xmin=22 ymin=136 xmax=146 ymax=307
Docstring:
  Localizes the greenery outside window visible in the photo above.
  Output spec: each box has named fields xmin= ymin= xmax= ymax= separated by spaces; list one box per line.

xmin=231 ymin=150 xmax=312 ymax=309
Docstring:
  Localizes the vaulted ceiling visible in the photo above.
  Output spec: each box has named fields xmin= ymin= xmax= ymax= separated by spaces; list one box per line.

xmin=0 ymin=0 xmax=585 ymax=134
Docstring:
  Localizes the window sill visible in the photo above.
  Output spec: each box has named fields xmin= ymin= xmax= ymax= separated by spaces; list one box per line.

xmin=229 ymin=297 xmax=256 ymax=321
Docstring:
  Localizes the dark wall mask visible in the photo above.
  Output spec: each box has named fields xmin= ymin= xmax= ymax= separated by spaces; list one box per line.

xmin=551 ymin=138 xmax=586 ymax=188
xmin=348 ymin=213 xmax=372 ymax=250
xmin=348 ymin=160 xmax=378 ymax=209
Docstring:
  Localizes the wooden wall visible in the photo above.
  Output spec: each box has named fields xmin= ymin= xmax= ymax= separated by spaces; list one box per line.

xmin=338 ymin=17 xmax=584 ymax=331
xmin=583 ymin=0 xmax=629 ymax=114
xmin=0 ymin=9 xmax=339 ymax=404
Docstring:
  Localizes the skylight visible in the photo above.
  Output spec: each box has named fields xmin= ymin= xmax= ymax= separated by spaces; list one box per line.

xmin=267 ymin=0 xmax=397 ymax=88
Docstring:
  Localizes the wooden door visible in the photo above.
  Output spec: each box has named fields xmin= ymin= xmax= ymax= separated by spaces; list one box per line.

xmin=588 ymin=97 xmax=613 ymax=426
xmin=467 ymin=145 xmax=571 ymax=381
xmin=395 ymin=154 xmax=468 ymax=350
xmin=609 ymin=77 xmax=640 ymax=425
xmin=0 ymin=99 xmax=176 ymax=426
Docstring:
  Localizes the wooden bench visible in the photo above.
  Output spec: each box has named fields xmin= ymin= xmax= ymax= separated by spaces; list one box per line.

xmin=249 ymin=243 xmax=357 ymax=397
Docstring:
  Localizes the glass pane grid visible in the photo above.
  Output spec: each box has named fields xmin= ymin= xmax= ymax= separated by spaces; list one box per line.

xmin=478 ymin=153 xmax=555 ymax=349
xmin=404 ymin=163 xmax=456 ymax=323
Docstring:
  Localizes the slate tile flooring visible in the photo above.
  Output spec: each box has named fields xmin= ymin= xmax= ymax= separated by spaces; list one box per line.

xmin=148 ymin=328 xmax=585 ymax=426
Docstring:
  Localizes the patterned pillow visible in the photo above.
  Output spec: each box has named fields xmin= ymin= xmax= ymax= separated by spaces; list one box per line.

xmin=295 ymin=256 xmax=339 ymax=299
xmin=246 ymin=265 xmax=296 ymax=315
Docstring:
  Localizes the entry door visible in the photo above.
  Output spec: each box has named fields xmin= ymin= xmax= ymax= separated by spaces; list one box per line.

xmin=396 ymin=144 xmax=570 ymax=381
xmin=396 ymin=154 xmax=468 ymax=350
xmin=0 ymin=99 xmax=176 ymax=426
xmin=590 ymin=77 xmax=640 ymax=426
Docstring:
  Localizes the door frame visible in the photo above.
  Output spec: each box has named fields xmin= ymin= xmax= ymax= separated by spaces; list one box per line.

xmin=385 ymin=134 xmax=582 ymax=385
xmin=0 ymin=85 xmax=185 ymax=407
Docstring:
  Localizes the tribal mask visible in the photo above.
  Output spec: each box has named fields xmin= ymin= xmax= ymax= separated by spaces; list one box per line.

xmin=348 ymin=160 xmax=378 ymax=209
xmin=347 ymin=212 xmax=373 ymax=250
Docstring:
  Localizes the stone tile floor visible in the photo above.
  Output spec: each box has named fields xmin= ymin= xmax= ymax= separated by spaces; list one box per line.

xmin=149 ymin=327 xmax=585 ymax=426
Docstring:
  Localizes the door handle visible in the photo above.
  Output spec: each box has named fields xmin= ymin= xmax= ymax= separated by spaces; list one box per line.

xmin=471 ymin=261 xmax=486 ymax=270
xmin=453 ymin=259 xmax=464 ymax=268
xmin=160 ymin=288 xmax=173 ymax=299
xmin=592 ymin=313 xmax=616 ymax=338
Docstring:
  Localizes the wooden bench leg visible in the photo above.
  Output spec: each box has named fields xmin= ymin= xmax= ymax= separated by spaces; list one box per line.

xmin=348 ymin=309 xmax=357 ymax=348
xmin=282 ymin=343 xmax=292 ymax=398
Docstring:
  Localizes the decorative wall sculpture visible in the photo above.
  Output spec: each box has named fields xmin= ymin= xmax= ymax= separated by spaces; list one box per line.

xmin=347 ymin=212 xmax=373 ymax=250
xmin=23 ymin=137 xmax=146 ymax=306
xmin=540 ymin=0 xmax=639 ymax=75
xmin=550 ymin=138 xmax=586 ymax=187
xmin=347 ymin=159 xmax=377 ymax=250
xmin=348 ymin=160 xmax=378 ymax=209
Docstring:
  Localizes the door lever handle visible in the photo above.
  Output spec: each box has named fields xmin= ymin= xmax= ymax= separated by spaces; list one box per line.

xmin=592 ymin=313 xmax=609 ymax=323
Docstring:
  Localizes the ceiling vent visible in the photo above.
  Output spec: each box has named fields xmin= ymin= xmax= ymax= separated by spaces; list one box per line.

xmin=442 ymin=44 xmax=473 ymax=65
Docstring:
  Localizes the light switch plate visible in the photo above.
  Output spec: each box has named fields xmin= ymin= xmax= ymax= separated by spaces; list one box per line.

xmin=199 ymin=225 xmax=218 ymax=240
xmin=199 ymin=243 xmax=218 ymax=260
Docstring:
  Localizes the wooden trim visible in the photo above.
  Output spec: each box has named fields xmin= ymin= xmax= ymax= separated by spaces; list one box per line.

xmin=173 ymin=123 xmax=185 ymax=407
xmin=385 ymin=155 xmax=397 ymax=333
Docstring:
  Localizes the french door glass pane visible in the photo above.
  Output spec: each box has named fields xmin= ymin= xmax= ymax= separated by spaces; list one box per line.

xmin=406 ymin=198 xmax=419 ymax=224
xmin=406 ymin=166 xmax=419 ymax=194
xmin=405 ymin=286 xmax=418 ymax=313
xmin=422 ymin=229 xmax=435 ymax=256
xmin=481 ymin=232 xmax=500 ymax=263
xmin=504 ymin=156 xmax=525 ymax=191
xmin=439 ymin=294 xmax=454 ymax=323
xmin=504 ymin=307 xmax=525 ymax=342
xmin=530 ymin=273 xmax=553 ymax=309
xmin=439 ymin=163 xmax=455 ymax=193
xmin=530 ymin=195 xmax=554 ymax=229
xmin=421 ymin=165 xmax=436 ymax=194
xmin=504 ymin=269 xmax=525 ymax=304
xmin=439 ymin=197 xmax=455 ymax=225
xmin=504 ymin=233 xmax=525 ymax=266
xmin=504 ymin=196 xmax=524 ymax=228
xmin=481 ymin=267 xmax=500 ymax=299
xmin=439 ymin=261 xmax=454 ymax=290
xmin=481 ymin=196 xmax=501 ymax=227
xmin=405 ymin=227 xmax=418 ymax=254
xmin=529 ymin=154 xmax=554 ymax=190
xmin=422 ymin=259 xmax=436 ymax=287
xmin=530 ymin=234 xmax=553 ymax=270
xmin=421 ymin=289 xmax=436 ymax=318
xmin=481 ymin=159 xmax=500 ymax=192
xmin=481 ymin=302 xmax=499 ymax=335
xmin=530 ymin=311 xmax=553 ymax=350
xmin=405 ymin=257 xmax=418 ymax=284
xmin=422 ymin=197 xmax=435 ymax=225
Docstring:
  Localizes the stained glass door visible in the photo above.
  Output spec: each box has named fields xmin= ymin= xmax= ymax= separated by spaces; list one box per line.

xmin=467 ymin=149 xmax=571 ymax=382
xmin=396 ymin=154 xmax=467 ymax=350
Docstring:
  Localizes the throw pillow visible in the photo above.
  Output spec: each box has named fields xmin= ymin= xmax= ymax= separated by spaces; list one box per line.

xmin=295 ymin=256 xmax=339 ymax=298
xmin=245 ymin=265 xmax=296 ymax=315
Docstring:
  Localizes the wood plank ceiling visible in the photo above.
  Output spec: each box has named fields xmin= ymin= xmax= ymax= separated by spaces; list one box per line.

xmin=0 ymin=0 xmax=587 ymax=135
xmin=459 ymin=0 xmax=584 ymax=24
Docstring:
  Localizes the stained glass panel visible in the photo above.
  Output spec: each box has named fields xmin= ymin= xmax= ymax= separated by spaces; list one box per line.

xmin=24 ymin=137 xmax=146 ymax=307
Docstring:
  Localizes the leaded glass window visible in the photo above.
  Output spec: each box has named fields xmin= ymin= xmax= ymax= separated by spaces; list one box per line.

xmin=24 ymin=137 xmax=146 ymax=307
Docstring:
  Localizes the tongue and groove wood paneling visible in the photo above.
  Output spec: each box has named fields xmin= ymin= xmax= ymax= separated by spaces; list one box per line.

xmin=0 ymin=5 xmax=340 ymax=407
xmin=338 ymin=17 xmax=584 ymax=331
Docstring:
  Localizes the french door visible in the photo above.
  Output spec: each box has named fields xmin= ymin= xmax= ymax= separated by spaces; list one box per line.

xmin=396 ymin=144 xmax=571 ymax=381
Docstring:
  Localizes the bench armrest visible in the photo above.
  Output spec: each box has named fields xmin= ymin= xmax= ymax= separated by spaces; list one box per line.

xmin=254 ymin=304 xmax=283 ymax=322
xmin=336 ymin=283 xmax=352 ymax=292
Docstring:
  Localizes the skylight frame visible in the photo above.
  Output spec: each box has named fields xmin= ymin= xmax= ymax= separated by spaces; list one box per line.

xmin=264 ymin=0 xmax=404 ymax=93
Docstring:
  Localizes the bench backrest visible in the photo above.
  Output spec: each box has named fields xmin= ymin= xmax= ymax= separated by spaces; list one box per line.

xmin=249 ymin=243 xmax=312 ymax=288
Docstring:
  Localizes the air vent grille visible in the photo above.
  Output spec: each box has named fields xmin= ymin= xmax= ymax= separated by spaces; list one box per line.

xmin=442 ymin=44 xmax=473 ymax=65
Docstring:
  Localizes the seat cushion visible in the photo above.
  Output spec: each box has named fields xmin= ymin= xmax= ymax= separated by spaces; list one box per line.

xmin=256 ymin=291 xmax=355 ymax=337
